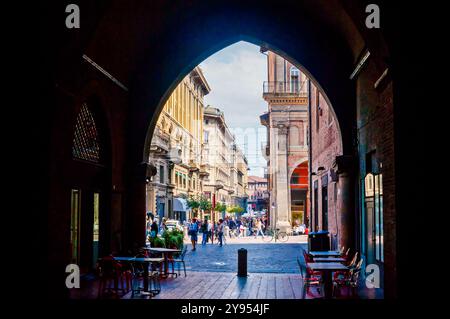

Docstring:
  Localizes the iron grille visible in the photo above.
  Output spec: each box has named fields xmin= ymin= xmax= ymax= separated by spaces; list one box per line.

xmin=72 ymin=103 xmax=102 ymax=163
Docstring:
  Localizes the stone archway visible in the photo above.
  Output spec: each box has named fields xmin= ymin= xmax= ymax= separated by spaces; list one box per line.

xmin=45 ymin=0 xmax=409 ymax=299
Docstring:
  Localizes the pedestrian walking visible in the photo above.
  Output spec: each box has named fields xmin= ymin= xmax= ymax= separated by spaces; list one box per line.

xmin=217 ymin=219 xmax=224 ymax=247
xmin=188 ymin=218 xmax=199 ymax=251
xmin=146 ymin=214 xmax=152 ymax=241
xmin=201 ymin=219 xmax=209 ymax=245
xmin=150 ymin=219 xmax=158 ymax=239
xmin=255 ymin=218 xmax=265 ymax=238
xmin=239 ymin=223 xmax=245 ymax=238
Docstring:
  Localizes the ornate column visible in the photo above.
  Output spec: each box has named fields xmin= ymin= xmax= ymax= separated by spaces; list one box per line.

xmin=274 ymin=124 xmax=291 ymax=233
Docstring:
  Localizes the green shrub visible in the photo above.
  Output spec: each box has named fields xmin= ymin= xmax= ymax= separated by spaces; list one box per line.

xmin=162 ymin=229 xmax=184 ymax=249
xmin=150 ymin=236 xmax=165 ymax=248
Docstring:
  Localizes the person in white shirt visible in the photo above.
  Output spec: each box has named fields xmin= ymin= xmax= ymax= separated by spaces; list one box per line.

xmin=255 ymin=218 xmax=265 ymax=238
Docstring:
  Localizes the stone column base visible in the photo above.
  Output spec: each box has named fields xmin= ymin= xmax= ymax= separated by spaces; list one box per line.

xmin=276 ymin=221 xmax=292 ymax=234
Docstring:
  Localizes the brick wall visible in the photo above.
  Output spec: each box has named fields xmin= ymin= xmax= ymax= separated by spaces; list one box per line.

xmin=310 ymin=83 xmax=343 ymax=246
xmin=356 ymin=56 xmax=396 ymax=297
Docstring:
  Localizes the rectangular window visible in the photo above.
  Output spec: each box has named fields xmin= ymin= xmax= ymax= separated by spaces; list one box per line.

xmin=374 ymin=173 xmax=384 ymax=262
xmin=313 ymin=181 xmax=319 ymax=231
xmin=364 ymin=170 xmax=384 ymax=264
xmin=159 ymin=165 xmax=164 ymax=184
xmin=70 ymin=189 xmax=81 ymax=264
xmin=315 ymin=90 xmax=320 ymax=132
xmin=92 ymin=192 xmax=100 ymax=269
xmin=321 ymin=174 xmax=329 ymax=231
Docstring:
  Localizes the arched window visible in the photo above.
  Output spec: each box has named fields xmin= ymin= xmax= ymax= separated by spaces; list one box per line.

xmin=72 ymin=102 xmax=103 ymax=163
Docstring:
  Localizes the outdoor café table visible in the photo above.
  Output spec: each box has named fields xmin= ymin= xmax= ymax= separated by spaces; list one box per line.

xmin=143 ymin=247 xmax=181 ymax=277
xmin=307 ymin=262 xmax=349 ymax=299
xmin=308 ymin=251 xmax=342 ymax=257
xmin=113 ymin=257 xmax=164 ymax=295
xmin=313 ymin=257 xmax=346 ymax=263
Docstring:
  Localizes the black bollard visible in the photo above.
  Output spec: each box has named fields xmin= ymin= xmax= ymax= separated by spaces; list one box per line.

xmin=237 ymin=248 xmax=248 ymax=277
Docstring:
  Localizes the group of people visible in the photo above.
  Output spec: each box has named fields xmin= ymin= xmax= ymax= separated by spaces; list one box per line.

xmin=186 ymin=215 xmax=269 ymax=250
xmin=145 ymin=214 xmax=174 ymax=242
xmin=187 ymin=218 xmax=226 ymax=250
xmin=145 ymin=214 xmax=159 ymax=241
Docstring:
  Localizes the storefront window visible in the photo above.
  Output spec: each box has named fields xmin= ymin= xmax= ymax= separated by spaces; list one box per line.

xmin=364 ymin=172 xmax=384 ymax=263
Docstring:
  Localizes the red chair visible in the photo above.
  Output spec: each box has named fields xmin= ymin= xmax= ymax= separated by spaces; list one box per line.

xmin=333 ymin=259 xmax=363 ymax=298
xmin=333 ymin=252 xmax=359 ymax=282
xmin=342 ymin=248 xmax=351 ymax=261
xmin=302 ymin=250 xmax=322 ymax=277
xmin=97 ymin=255 xmax=131 ymax=298
xmin=297 ymin=257 xmax=322 ymax=298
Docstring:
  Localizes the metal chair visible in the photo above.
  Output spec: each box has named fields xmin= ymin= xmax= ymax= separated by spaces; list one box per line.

xmin=297 ymin=256 xmax=322 ymax=299
xmin=97 ymin=256 xmax=130 ymax=298
xmin=148 ymin=266 xmax=161 ymax=295
xmin=347 ymin=252 xmax=359 ymax=267
xmin=170 ymin=245 xmax=188 ymax=277
xmin=130 ymin=255 xmax=146 ymax=297
xmin=343 ymin=248 xmax=351 ymax=260
xmin=130 ymin=253 xmax=161 ymax=298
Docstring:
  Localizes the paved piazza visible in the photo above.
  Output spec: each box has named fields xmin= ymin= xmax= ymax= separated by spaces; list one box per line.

xmin=182 ymin=235 xmax=308 ymax=274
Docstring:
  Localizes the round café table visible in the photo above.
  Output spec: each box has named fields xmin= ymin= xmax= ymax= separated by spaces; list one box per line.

xmin=143 ymin=247 xmax=181 ymax=277
xmin=112 ymin=256 xmax=164 ymax=295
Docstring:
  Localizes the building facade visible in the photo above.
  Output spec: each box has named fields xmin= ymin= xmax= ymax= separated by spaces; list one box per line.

xmin=202 ymin=106 xmax=249 ymax=221
xmin=247 ymin=176 xmax=269 ymax=213
xmin=147 ymin=67 xmax=211 ymax=221
xmin=260 ymin=49 xmax=309 ymax=233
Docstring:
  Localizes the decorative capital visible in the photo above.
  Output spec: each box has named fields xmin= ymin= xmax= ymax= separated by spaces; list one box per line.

xmin=276 ymin=123 xmax=289 ymax=135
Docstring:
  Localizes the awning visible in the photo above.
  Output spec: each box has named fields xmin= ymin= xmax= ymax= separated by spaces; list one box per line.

xmin=173 ymin=197 xmax=189 ymax=212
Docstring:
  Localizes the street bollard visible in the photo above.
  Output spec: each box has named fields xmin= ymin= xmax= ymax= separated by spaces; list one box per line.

xmin=237 ymin=248 xmax=247 ymax=277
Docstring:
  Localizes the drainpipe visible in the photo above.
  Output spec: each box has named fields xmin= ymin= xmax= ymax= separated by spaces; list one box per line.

xmin=307 ymin=79 xmax=312 ymax=229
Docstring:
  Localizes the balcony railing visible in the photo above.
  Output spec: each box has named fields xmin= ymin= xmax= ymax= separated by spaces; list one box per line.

xmin=263 ymin=81 xmax=308 ymax=96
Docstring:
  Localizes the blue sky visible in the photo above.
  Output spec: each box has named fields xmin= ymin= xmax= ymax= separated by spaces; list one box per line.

xmin=199 ymin=41 xmax=267 ymax=177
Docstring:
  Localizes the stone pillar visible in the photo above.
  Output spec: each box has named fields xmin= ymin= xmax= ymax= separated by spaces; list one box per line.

xmin=125 ymin=163 xmax=152 ymax=252
xmin=333 ymin=155 xmax=356 ymax=251
xmin=274 ymin=125 xmax=291 ymax=233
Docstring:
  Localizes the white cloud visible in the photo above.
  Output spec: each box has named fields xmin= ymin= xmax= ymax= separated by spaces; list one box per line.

xmin=199 ymin=41 xmax=268 ymax=176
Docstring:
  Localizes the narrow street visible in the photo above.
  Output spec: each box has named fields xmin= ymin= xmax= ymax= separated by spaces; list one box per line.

xmin=183 ymin=236 xmax=307 ymax=273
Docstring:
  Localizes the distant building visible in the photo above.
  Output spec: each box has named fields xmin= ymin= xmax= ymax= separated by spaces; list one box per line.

xmin=247 ymin=176 xmax=269 ymax=212
xmin=260 ymin=49 xmax=309 ymax=232
xmin=260 ymin=49 xmax=343 ymax=246
xmin=202 ymin=106 xmax=249 ymax=221
xmin=147 ymin=66 xmax=210 ymax=221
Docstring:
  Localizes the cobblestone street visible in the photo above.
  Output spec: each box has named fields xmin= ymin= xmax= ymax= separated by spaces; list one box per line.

xmin=182 ymin=235 xmax=308 ymax=273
